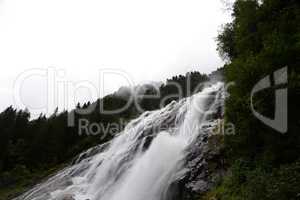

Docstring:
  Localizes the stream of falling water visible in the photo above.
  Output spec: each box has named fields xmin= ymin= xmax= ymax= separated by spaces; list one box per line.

xmin=15 ymin=82 xmax=224 ymax=200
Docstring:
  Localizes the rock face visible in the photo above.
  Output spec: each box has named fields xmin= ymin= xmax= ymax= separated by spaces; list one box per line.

xmin=61 ymin=194 xmax=75 ymax=200
xmin=176 ymin=119 xmax=227 ymax=200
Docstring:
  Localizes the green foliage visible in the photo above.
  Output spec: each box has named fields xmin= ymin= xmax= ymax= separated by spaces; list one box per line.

xmin=215 ymin=0 xmax=300 ymax=199
xmin=0 ymin=164 xmax=65 ymax=200
xmin=203 ymin=160 xmax=300 ymax=200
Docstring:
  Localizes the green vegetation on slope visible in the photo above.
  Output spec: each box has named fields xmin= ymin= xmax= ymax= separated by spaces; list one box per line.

xmin=205 ymin=0 xmax=300 ymax=199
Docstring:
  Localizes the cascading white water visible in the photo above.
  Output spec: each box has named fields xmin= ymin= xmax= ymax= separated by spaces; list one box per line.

xmin=15 ymin=82 xmax=224 ymax=200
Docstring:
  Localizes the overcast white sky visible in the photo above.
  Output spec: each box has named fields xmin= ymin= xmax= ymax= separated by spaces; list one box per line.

xmin=0 ymin=0 xmax=232 ymax=116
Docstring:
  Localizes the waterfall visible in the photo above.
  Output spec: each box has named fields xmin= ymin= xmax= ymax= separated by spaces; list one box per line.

xmin=15 ymin=82 xmax=224 ymax=200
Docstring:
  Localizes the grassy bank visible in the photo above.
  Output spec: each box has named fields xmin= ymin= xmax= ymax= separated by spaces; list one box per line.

xmin=0 ymin=164 xmax=66 ymax=200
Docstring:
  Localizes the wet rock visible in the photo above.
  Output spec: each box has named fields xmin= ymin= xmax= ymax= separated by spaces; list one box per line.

xmin=179 ymin=119 xmax=227 ymax=200
xmin=62 ymin=194 xmax=75 ymax=200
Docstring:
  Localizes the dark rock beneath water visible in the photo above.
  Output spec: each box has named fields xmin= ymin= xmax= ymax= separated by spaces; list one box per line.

xmin=178 ymin=122 xmax=226 ymax=200
xmin=62 ymin=194 xmax=75 ymax=200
